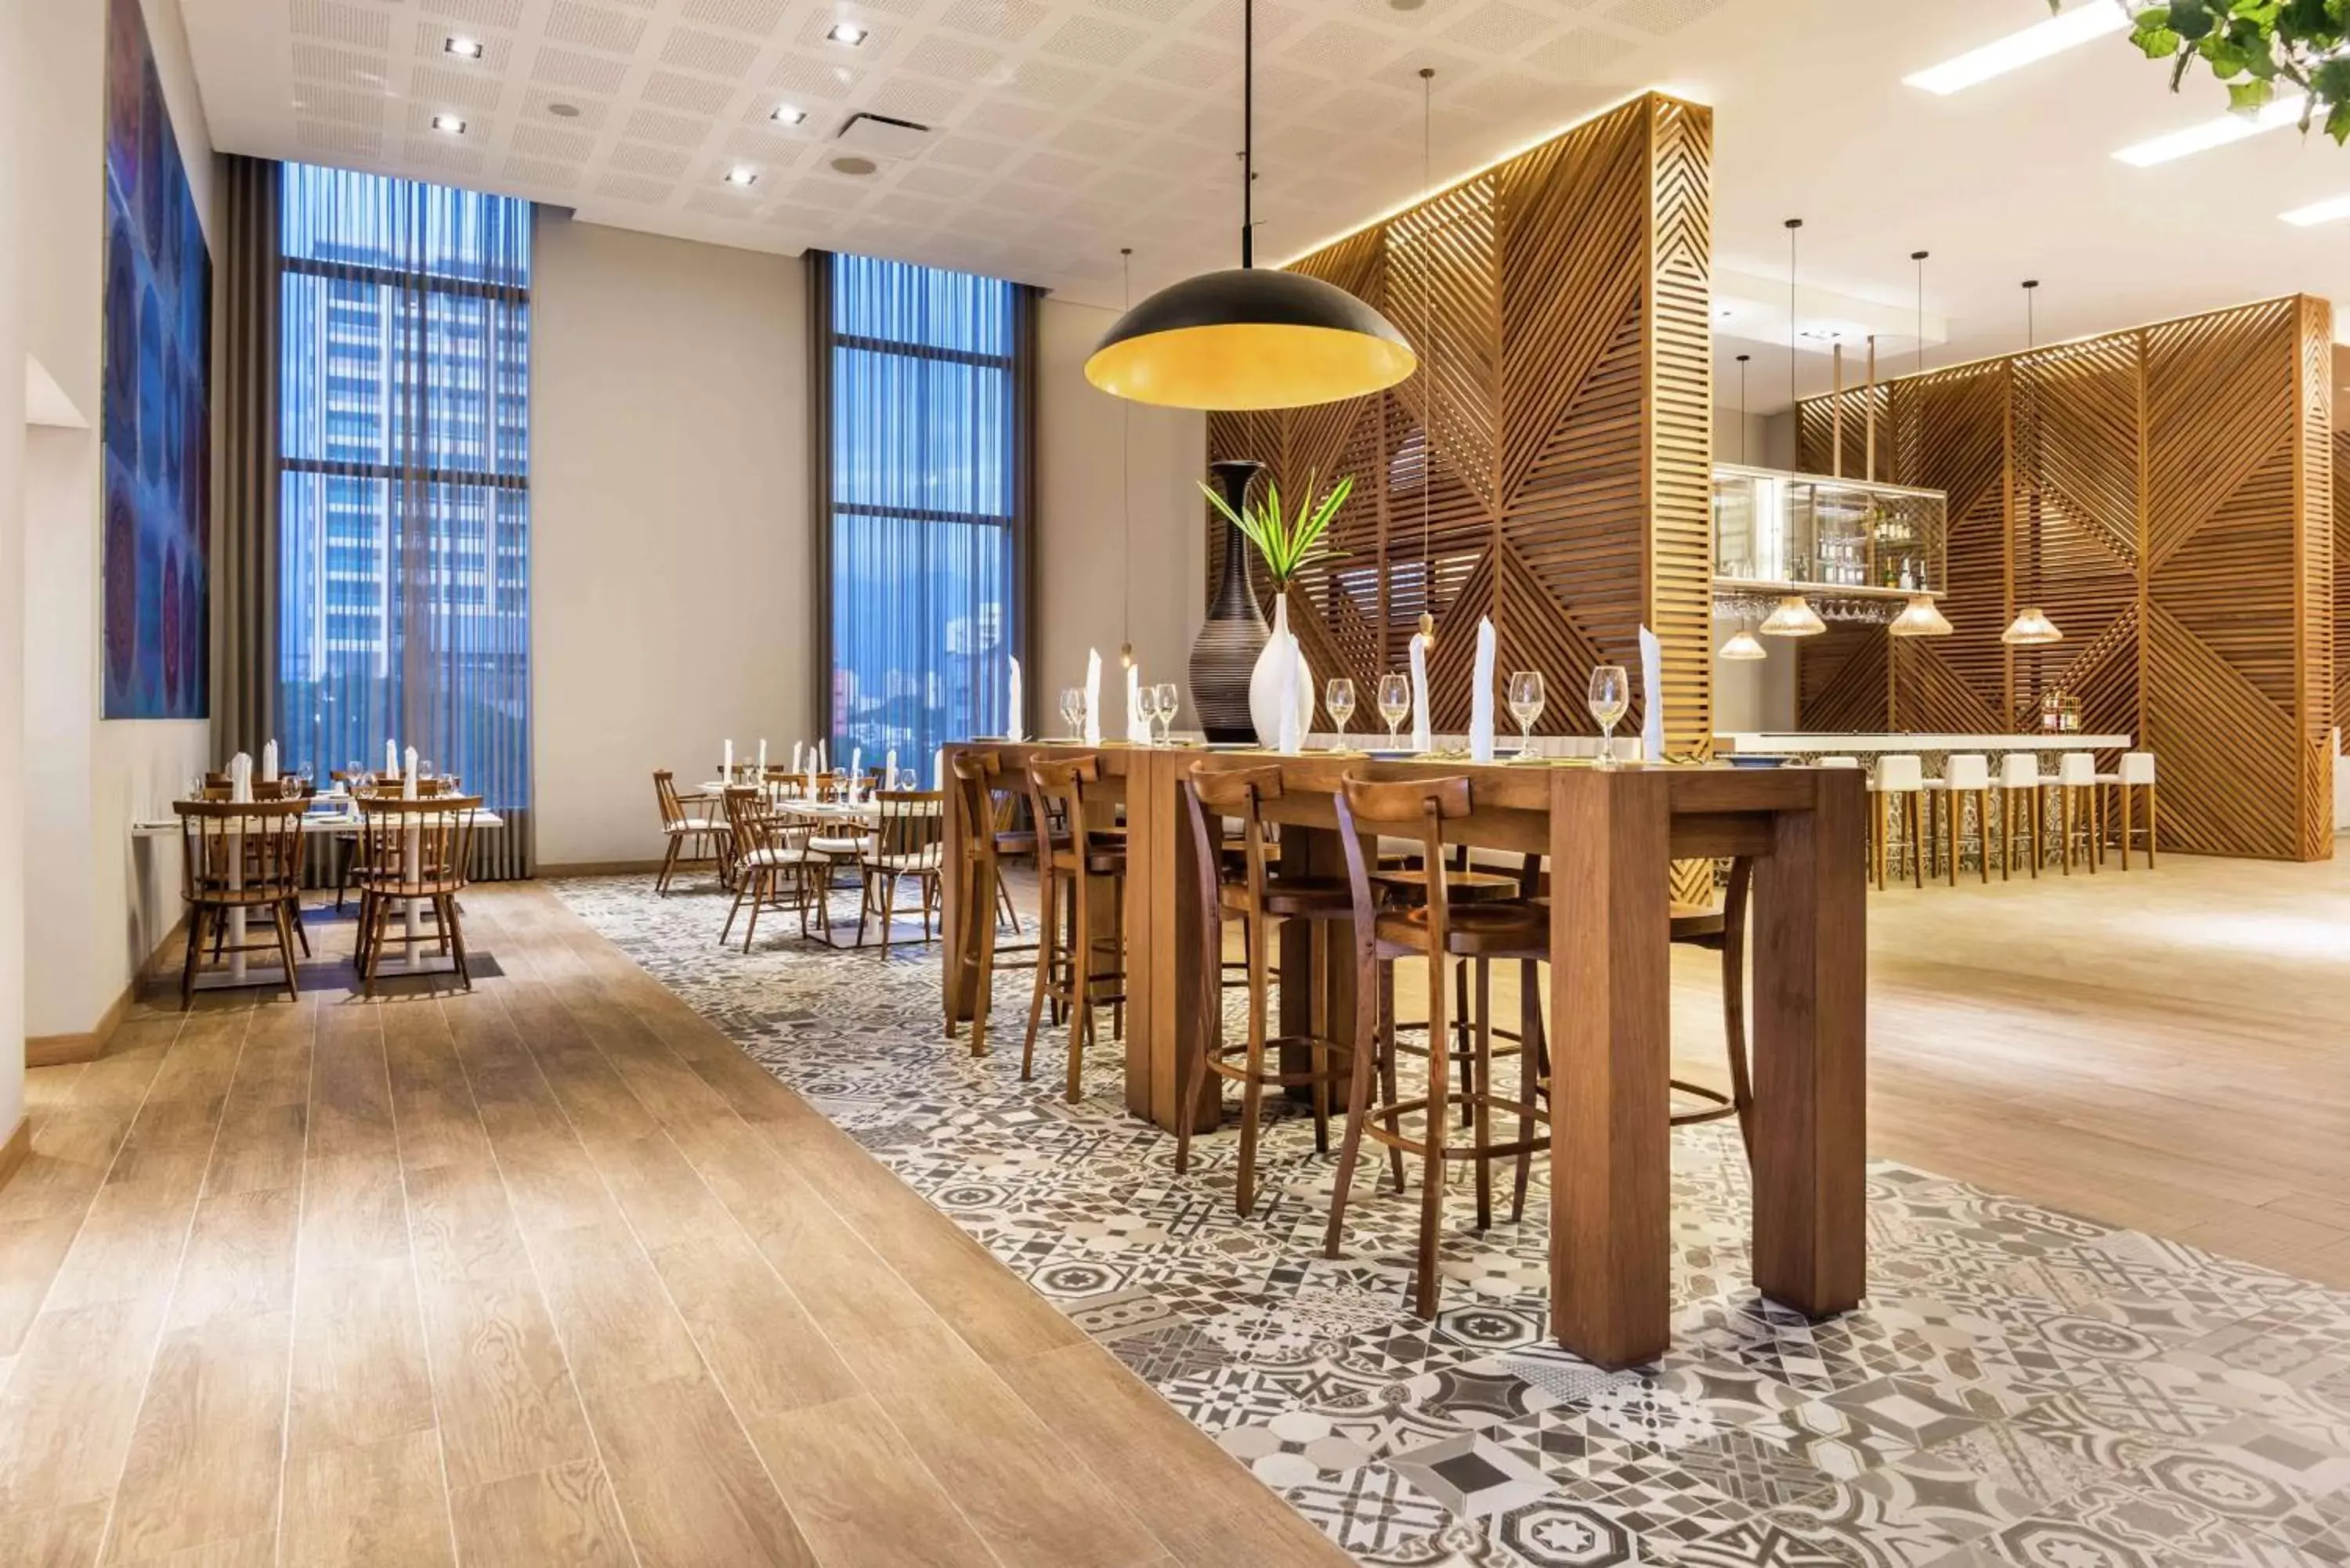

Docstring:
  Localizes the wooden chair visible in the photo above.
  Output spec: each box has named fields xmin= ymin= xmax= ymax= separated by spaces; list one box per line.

xmin=653 ymin=769 xmax=727 ymax=894
xmin=858 ymin=791 xmax=945 ymax=947
xmin=1325 ymin=774 xmax=1549 ymax=1318
xmin=719 ymin=786 xmax=815 ymax=951
xmin=352 ymin=794 xmax=482 ymax=996
xmin=1176 ymin=763 xmax=1355 ymax=1216
xmin=2097 ymin=751 xmax=2158 ymax=869
xmin=1659 ymin=860 xmax=1756 ymax=1154
xmin=2049 ymin=752 xmax=2102 ymax=874
xmin=1021 ymin=754 xmax=1127 ymax=1103
xmin=1996 ymin=753 xmax=2044 ymax=880
xmin=945 ymin=753 xmax=1043 ymax=1060
xmin=1924 ymin=754 xmax=1993 ymax=887
xmin=174 ymin=797 xmax=309 ymax=1007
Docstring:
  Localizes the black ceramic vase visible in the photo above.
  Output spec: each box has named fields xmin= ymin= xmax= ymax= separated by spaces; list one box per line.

xmin=1190 ymin=459 xmax=1268 ymax=742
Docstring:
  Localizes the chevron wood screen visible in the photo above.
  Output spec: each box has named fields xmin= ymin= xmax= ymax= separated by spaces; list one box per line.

xmin=2336 ymin=427 xmax=2348 ymax=758
xmin=1206 ymin=92 xmax=1715 ymax=763
xmin=1799 ymin=296 xmax=2336 ymax=862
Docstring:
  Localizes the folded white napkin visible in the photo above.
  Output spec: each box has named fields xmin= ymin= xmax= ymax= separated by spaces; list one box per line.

xmin=849 ymin=746 xmax=863 ymax=801
xmin=758 ymin=739 xmax=767 ymax=773
xmin=1083 ymin=649 xmax=1102 ymax=746
xmin=933 ymin=748 xmax=945 ymax=791
xmin=1126 ymin=665 xmax=1150 ymax=745
xmin=1007 ymin=656 xmax=1025 ymax=742
xmin=1639 ymin=623 xmax=1665 ymax=764
xmin=403 ymin=746 xmax=419 ymax=800
xmin=262 ymin=739 xmax=278 ymax=784
xmin=815 ymin=739 xmax=827 ymax=776
xmin=230 ymin=752 xmax=253 ymax=803
xmin=1468 ymin=617 xmax=1497 ymax=763
xmin=1408 ymin=633 xmax=1433 ymax=753
xmin=884 ymin=749 xmax=897 ymax=792
xmin=791 ymin=741 xmax=803 ymax=775
xmin=723 ymin=739 xmax=735 ymax=781
xmin=385 ymin=739 xmax=398 ymax=776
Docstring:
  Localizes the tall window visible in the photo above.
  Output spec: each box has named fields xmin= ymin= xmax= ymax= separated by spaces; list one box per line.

xmin=822 ymin=253 xmax=1028 ymax=761
xmin=276 ymin=164 xmax=531 ymax=867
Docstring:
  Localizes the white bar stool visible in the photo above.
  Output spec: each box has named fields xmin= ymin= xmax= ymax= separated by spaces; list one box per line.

xmin=1996 ymin=753 xmax=2043 ymax=880
xmin=2095 ymin=751 xmax=2157 ymax=869
xmin=1925 ymin=753 xmax=1991 ymax=886
xmin=2049 ymin=751 xmax=2102 ymax=874
xmin=1874 ymin=754 xmax=1926 ymax=891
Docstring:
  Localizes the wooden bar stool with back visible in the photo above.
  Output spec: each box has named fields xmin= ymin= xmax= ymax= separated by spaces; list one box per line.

xmin=1021 ymin=754 xmax=1128 ymax=1102
xmin=1175 ymin=762 xmax=1356 ymax=1217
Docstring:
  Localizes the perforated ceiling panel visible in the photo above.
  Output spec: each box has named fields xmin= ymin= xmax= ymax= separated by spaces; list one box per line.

xmin=189 ymin=0 xmax=1748 ymax=296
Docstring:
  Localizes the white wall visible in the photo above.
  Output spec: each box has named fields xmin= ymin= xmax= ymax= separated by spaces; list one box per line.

xmin=12 ymin=0 xmax=214 ymax=1043
xmin=1 ymin=0 xmax=34 ymax=1139
xmin=1036 ymin=298 xmax=1206 ymax=729
xmin=530 ymin=218 xmax=811 ymax=868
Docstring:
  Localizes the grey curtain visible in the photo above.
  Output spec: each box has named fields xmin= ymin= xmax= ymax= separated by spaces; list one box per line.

xmin=807 ymin=250 xmax=835 ymax=738
xmin=210 ymin=154 xmax=280 ymax=761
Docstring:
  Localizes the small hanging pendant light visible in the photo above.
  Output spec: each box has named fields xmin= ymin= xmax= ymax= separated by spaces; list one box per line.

xmin=1760 ymin=595 xmax=1825 ymax=637
xmin=1084 ymin=0 xmax=1415 ymax=410
xmin=2003 ymin=279 xmax=2063 ymax=649
xmin=1889 ymin=594 xmax=1954 ymax=638
xmin=1118 ymin=247 xmax=1136 ymax=670
xmin=1414 ymin=67 xmax=1437 ymax=652
xmin=1719 ymin=623 xmax=1767 ymax=660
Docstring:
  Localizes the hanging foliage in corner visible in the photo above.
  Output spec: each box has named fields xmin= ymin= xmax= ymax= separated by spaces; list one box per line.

xmin=2088 ymin=0 xmax=2350 ymax=143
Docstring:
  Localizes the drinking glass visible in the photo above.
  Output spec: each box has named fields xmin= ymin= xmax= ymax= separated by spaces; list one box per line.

xmin=419 ymin=758 xmax=436 ymax=782
xmin=296 ymin=761 xmax=315 ymax=794
xmin=1152 ymin=682 xmax=1178 ymax=743
xmin=1507 ymin=670 xmax=1545 ymax=761
xmin=1586 ymin=666 xmax=1629 ymax=768
xmin=1059 ymin=687 xmax=1084 ymax=739
xmin=1376 ymin=674 xmax=1410 ymax=746
xmin=1325 ymin=677 xmax=1355 ymax=748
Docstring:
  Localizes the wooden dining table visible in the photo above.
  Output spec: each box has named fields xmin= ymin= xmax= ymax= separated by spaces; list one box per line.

xmin=939 ymin=742 xmax=1867 ymax=1370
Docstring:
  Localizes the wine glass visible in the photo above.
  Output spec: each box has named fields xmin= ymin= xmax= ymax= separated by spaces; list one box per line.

xmin=1059 ymin=687 xmax=1084 ymax=739
xmin=418 ymin=758 xmax=436 ymax=783
xmin=1325 ymin=677 xmax=1355 ymax=749
xmin=1376 ymin=674 xmax=1410 ymax=746
xmin=1586 ymin=666 xmax=1629 ymax=768
xmin=1506 ymin=671 xmax=1545 ymax=761
xmin=1152 ymin=682 xmax=1178 ymax=743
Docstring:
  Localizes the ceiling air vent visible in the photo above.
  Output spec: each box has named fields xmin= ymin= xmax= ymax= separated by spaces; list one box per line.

xmin=833 ymin=110 xmax=933 ymax=163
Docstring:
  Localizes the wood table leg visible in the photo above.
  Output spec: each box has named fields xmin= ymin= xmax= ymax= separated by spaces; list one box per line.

xmin=1546 ymin=768 xmax=1672 ymax=1371
xmin=940 ymin=751 xmax=975 ymax=1032
xmin=1123 ymin=750 xmax=1213 ymax=1134
xmin=1749 ymin=765 xmax=1867 ymax=1318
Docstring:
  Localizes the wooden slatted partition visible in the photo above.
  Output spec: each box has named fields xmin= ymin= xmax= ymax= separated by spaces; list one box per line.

xmin=2334 ymin=427 xmax=2348 ymax=761
xmin=1800 ymin=296 xmax=2336 ymax=862
xmin=1205 ymin=92 xmax=1715 ymax=764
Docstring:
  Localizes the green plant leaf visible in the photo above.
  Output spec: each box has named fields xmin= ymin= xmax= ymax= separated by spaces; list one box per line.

xmin=2227 ymin=76 xmax=2276 ymax=108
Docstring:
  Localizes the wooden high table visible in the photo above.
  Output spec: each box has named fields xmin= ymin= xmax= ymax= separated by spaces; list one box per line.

xmin=940 ymin=742 xmax=1867 ymax=1370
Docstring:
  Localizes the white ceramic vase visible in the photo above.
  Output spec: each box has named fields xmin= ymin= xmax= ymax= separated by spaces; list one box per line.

xmin=1249 ymin=591 xmax=1315 ymax=750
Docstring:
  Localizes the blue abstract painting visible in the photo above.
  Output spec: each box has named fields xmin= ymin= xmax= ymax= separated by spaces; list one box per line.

xmin=102 ymin=0 xmax=210 ymax=719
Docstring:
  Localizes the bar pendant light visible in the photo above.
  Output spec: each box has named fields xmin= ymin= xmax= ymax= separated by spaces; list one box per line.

xmin=1084 ymin=0 xmax=1415 ymax=410
xmin=2002 ymin=279 xmax=2063 ymax=649
xmin=1889 ymin=594 xmax=1954 ymax=638
xmin=1719 ymin=624 xmax=1767 ymax=660
xmin=1760 ymin=595 xmax=1826 ymax=637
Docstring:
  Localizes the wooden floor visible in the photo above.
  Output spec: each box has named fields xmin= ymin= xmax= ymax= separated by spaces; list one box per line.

xmin=1 ymin=845 xmax=2345 ymax=1566
xmin=0 ymin=885 xmax=1350 ymax=1568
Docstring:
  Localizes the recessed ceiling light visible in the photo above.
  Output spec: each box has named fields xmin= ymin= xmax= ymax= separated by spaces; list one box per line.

xmin=432 ymin=114 xmax=466 ymax=135
xmin=725 ymin=166 xmax=759 ymax=186
xmin=831 ymin=154 xmax=878 ymax=176
xmin=546 ymin=101 xmax=582 ymax=118
xmin=2281 ymin=190 xmax=2350 ymax=226
xmin=1903 ymin=2 xmax=2127 ymax=96
xmin=771 ymin=104 xmax=807 ymax=125
xmin=444 ymin=35 xmax=484 ymax=60
xmin=827 ymin=21 xmax=868 ymax=45
xmin=2113 ymin=93 xmax=2305 ymax=166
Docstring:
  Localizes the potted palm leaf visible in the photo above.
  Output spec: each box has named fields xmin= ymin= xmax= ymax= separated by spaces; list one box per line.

xmin=1198 ymin=471 xmax=1353 ymax=748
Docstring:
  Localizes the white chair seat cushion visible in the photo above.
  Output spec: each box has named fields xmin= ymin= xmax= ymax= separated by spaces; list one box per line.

xmin=670 ymin=818 xmax=723 ymax=833
xmin=869 ymin=848 xmax=943 ymax=872
xmin=807 ymin=835 xmax=868 ymax=854
xmin=741 ymin=846 xmax=809 ymax=868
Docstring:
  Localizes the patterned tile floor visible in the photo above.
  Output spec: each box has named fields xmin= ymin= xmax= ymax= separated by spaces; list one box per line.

xmin=555 ymin=875 xmax=2350 ymax=1568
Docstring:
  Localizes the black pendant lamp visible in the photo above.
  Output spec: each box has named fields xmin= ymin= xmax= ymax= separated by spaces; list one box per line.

xmin=1083 ymin=0 xmax=1417 ymax=411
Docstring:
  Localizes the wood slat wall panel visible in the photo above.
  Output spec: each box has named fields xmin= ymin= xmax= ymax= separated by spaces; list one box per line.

xmin=2334 ymin=427 xmax=2348 ymax=757
xmin=1206 ymin=92 xmax=1713 ymax=757
xmin=1799 ymin=296 xmax=2335 ymax=861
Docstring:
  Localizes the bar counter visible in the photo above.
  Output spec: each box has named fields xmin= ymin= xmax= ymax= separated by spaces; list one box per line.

xmin=940 ymin=742 xmax=1868 ymax=1370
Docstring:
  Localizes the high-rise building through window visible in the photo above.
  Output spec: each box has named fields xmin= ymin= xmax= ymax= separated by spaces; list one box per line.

xmin=275 ymin=163 xmax=531 ymax=830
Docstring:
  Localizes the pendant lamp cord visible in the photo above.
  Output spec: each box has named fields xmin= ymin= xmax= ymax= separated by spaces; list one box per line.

xmin=1120 ymin=247 xmax=1133 ymax=655
xmin=1240 ymin=0 xmax=1253 ymax=268
xmin=1419 ymin=67 xmax=1434 ymax=625
xmin=1784 ymin=218 xmax=1802 ymax=425
xmin=1912 ymin=250 xmax=1928 ymax=376
xmin=1736 ymin=354 xmax=1749 ymax=464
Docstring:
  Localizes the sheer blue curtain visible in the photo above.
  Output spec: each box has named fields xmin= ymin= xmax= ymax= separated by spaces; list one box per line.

xmin=275 ymin=163 xmax=532 ymax=874
xmin=822 ymin=253 xmax=1029 ymax=761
